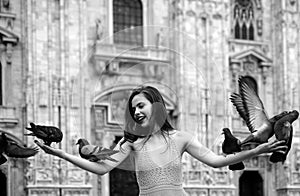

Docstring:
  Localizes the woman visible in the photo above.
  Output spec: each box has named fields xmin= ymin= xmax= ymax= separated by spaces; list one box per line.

xmin=36 ymin=86 xmax=286 ymax=196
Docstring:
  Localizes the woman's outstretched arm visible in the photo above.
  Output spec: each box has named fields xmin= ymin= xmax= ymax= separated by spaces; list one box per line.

xmin=182 ymin=131 xmax=287 ymax=168
xmin=35 ymin=138 xmax=132 ymax=175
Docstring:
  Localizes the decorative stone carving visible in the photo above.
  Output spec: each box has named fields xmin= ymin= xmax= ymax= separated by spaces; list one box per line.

xmin=25 ymin=158 xmax=35 ymax=185
xmin=156 ymin=28 xmax=165 ymax=48
xmin=294 ymin=147 xmax=300 ymax=171
xmin=261 ymin=65 xmax=271 ymax=84
xmin=257 ymin=18 xmax=263 ymax=35
xmin=95 ymin=18 xmax=103 ymax=40
xmin=244 ymin=156 xmax=259 ymax=168
xmin=243 ymin=60 xmax=256 ymax=74
xmin=38 ymin=74 xmax=48 ymax=107
xmin=171 ymin=0 xmax=183 ymax=19
xmin=290 ymin=0 xmax=296 ymax=6
xmin=63 ymin=189 xmax=90 ymax=196
xmin=203 ymin=170 xmax=215 ymax=185
xmin=94 ymin=60 xmax=107 ymax=76
xmin=36 ymin=168 xmax=53 ymax=183
xmin=95 ymin=108 xmax=105 ymax=128
xmin=70 ymin=133 xmax=80 ymax=155
xmin=287 ymin=0 xmax=298 ymax=12
xmin=85 ymin=171 xmax=91 ymax=184
xmin=29 ymin=189 xmax=59 ymax=196
xmin=2 ymin=0 xmax=10 ymax=12
xmin=5 ymin=42 xmax=12 ymax=64
xmin=67 ymin=168 xmax=85 ymax=184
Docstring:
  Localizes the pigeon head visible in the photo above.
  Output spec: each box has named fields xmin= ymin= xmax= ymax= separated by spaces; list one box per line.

xmin=290 ymin=110 xmax=299 ymax=121
xmin=76 ymin=138 xmax=89 ymax=146
xmin=29 ymin=122 xmax=36 ymax=128
xmin=222 ymin=128 xmax=235 ymax=139
xmin=222 ymin=128 xmax=231 ymax=134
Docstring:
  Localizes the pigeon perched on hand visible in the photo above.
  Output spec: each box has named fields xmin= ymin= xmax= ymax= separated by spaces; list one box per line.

xmin=221 ymin=128 xmax=245 ymax=170
xmin=230 ymin=76 xmax=289 ymax=146
xmin=0 ymin=133 xmax=38 ymax=165
xmin=25 ymin=122 xmax=63 ymax=146
xmin=77 ymin=138 xmax=119 ymax=162
xmin=270 ymin=110 xmax=299 ymax=163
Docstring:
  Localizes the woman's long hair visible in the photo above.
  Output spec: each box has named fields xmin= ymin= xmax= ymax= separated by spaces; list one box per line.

xmin=121 ymin=86 xmax=174 ymax=146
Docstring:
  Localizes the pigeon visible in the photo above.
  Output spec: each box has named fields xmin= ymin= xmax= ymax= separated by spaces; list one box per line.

xmin=270 ymin=110 xmax=299 ymax=163
xmin=222 ymin=128 xmax=245 ymax=170
xmin=77 ymin=138 xmax=119 ymax=162
xmin=25 ymin=122 xmax=63 ymax=146
xmin=0 ymin=133 xmax=38 ymax=165
xmin=230 ymin=76 xmax=289 ymax=146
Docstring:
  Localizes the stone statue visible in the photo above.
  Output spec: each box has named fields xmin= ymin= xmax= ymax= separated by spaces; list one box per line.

xmin=95 ymin=18 xmax=103 ymax=40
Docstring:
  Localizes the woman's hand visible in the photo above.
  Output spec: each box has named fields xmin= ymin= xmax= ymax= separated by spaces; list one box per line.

xmin=34 ymin=140 xmax=65 ymax=158
xmin=254 ymin=140 xmax=287 ymax=155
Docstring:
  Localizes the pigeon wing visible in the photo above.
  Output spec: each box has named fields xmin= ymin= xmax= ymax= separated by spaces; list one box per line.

xmin=230 ymin=93 xmax=251 ymax=127
xmin=25 ymin=125 xmax=49 ymax=138
xmin=44 ymin=126 xmax=63 ymax=142
xmin=93 ymin=147 xmax=119 ymax=162
xmin=285 ymin=125 xmax=293 ymax=155
xmin=81 ymin=145 xmax=99 ymax=156
xmin=5 ymin=141 xmax=38 ymax=158
xmin=239 ymin=77 xmax=269 ymax=133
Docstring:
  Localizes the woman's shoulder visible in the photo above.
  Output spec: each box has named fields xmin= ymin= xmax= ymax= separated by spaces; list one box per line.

xmin=166 ymin=130 xmax=195 ymax=153
xmin=169 ymin=130 xmax=195 ymax=144
xmin=169 ymin=129 xmax=193 ymax=137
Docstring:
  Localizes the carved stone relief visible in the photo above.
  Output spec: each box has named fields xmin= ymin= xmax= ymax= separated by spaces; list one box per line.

xmin=1 ymin=0 xmax=10 ymax=12
xmin=286 ymin=0 xmax=298 ymax=12
xmin=183 ymin=161 xmax=233 ymax=186
xmin=95 ymin=18 xmax=104 ymax=40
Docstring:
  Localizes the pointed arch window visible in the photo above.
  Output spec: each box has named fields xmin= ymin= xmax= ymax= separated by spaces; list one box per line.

xmin=113 ymin=0 xmax=143 ymax=46
xmin=233 ymin=0 xmax=255 ymax=40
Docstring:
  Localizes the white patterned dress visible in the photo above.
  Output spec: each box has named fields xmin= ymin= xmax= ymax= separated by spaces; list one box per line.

xmin=134 ymin=136 xmax=187 ymax=196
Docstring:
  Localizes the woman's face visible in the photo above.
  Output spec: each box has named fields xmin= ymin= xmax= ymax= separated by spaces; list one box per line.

xmin=131 ymin=93 xmax=153 ymax=128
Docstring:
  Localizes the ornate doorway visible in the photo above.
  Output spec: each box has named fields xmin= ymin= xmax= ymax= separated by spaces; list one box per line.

xmin=239 ymin=171 xmax=263 ymax=196
xmin=109 ymin=136 xmax=139 ymax=196
xmin=0 ymin=169 xmax=7 ymax=196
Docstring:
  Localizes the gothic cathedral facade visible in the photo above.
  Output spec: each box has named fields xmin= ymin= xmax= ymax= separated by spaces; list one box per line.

xmin=0 ymin=0 xmax=299 ymax=196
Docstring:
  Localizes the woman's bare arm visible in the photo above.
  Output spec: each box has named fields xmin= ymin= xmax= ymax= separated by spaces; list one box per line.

xmin=182 ymin=131 xmax=286 ymax=168
xmin=35 ymin=138 xmax=132 ymax=175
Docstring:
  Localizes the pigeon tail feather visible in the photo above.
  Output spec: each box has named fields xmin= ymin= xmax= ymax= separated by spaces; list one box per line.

xmin=240 ymin=134 xmax=255 ymax=146
xmin=229 ymin=162 xmax=245 ymax=170
xmin=0 ymin=155 xmax=7 ymax=165
xmin=270 ymin=151 xmax=286 ymax=163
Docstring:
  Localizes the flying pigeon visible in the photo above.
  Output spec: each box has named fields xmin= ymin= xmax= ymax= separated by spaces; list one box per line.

xmin=77 ymin=138 xmax=119 ymax=162
xmin=230 ymin=76 xmax=289 ymax=146
xmin=270 ymin=110 xmax=299 ymax=163
xmin=0 ymin=133 xmax=38 ymax=165
xmin=221 ymin=128 xmax=245 ymax=170
xmin=25 ymin=122 xmax=63 ymax=146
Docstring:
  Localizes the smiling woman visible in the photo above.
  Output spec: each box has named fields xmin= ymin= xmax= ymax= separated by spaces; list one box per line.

xmin=123 ymin=86 xmax=172 ymax=138
xmin=35 ymin=85 xmax=288 ymax=196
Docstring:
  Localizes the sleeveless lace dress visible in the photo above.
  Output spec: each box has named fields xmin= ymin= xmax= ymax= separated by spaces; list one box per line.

xmin=134 ymin=136 xmax=187 ymax=196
